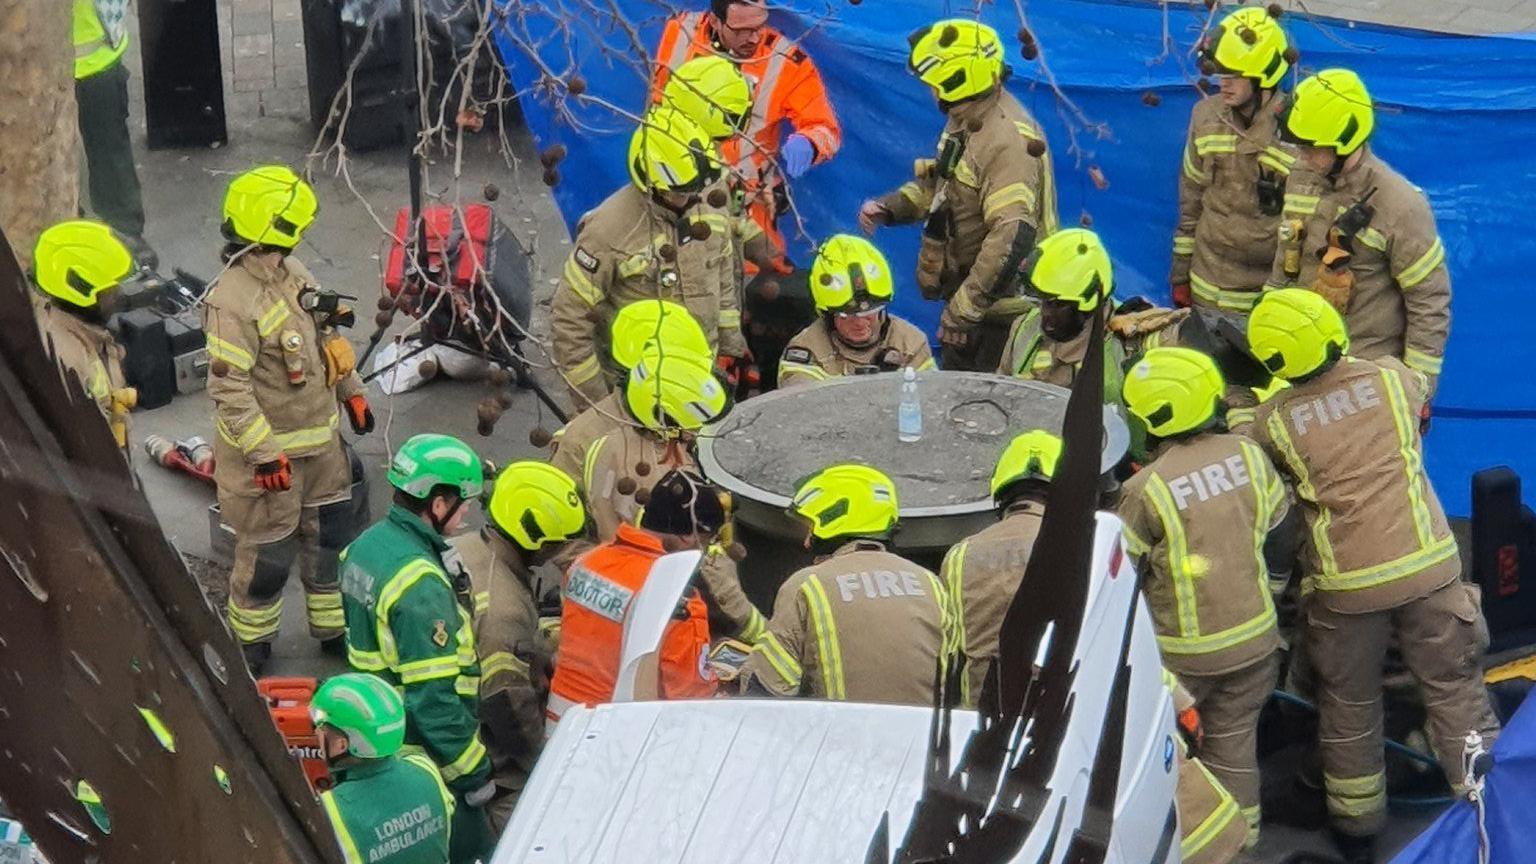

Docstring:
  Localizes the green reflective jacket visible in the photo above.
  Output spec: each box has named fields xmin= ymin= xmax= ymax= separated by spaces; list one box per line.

xmin=341 ymin=506 xmax=490 ymax=791
xmin=1001 ymin=307 xmax=1149 ymax=459
xmin=321 ymin=753 xmax=455 ymax=864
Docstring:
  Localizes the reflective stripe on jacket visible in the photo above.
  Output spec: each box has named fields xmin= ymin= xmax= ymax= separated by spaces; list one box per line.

xmin=1119 ymin=433 xmax=1286 ymax=676
xmin=73 ymin=0 xmax=128 ymax=79
xmin=653 ymin=12 xmax=841 ymax=185
xmin=320 ymin=753 xmax=454 ymax=864
xmin=1171 ymin=93 xmax=1295 ymax=308
xmin=549 ymin=523 xmax=716 ymax=714
xmin=777 ymin=314 xmax=936 ymax=388
xmin=744 ymin=540 xmax=951 ymax=706
xmin=203 ymin=255 xmax=364 ymax=467
xmin=1251 ymin=356 xmax=1458 ymax=614
xmin=340 ymin=506 xmax=489 ymax=791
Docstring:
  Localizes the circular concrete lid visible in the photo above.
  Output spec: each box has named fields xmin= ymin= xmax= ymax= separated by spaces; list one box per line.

xmin=697 ymin=370 xmax=1130 ymax=518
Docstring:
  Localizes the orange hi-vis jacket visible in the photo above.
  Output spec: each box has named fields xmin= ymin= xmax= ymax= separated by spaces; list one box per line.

xmin=653 ymin=12 xmax=840 ymax=250
xmin=547 ymin=524 xmax=716 ymax=725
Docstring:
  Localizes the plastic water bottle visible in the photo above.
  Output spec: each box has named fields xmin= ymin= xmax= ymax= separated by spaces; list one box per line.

xmin=898 ymin=367 xmax=923 ymax=443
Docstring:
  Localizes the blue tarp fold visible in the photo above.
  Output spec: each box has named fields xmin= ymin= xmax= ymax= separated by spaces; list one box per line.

xmin=491 ymin=0 xmax=1536 ymax=516
xmin=1391 ymin=693 xmax=1536 ymax=863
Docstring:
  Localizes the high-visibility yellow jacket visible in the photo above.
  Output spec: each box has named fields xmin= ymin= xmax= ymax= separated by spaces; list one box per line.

xmin=73 ymin=0 xmax=129 ymax=80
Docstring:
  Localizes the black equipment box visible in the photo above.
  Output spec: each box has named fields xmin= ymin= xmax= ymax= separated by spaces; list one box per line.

xmin=112 ymin=306 xmax=208 ymax=409
xmin=139 ymin=0 xmax=228 ymax=148
xmin=114 ymin=308 xmax=175 ymax=409
xmin=1472 ymin=466 xmax=1536 ymax=653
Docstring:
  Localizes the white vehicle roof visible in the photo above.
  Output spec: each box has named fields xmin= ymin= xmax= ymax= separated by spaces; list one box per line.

xmin=496 ymin=514 xmax=1181 ymax=864
xmin=494 ymin=698 xmax=977 ymax=864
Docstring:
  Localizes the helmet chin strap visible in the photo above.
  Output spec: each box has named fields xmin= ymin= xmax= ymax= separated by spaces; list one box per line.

xmin=1327 ymin=151 xmax=1350 ymax=181
xmin=429 ymin=495 xmax=465 ymax=535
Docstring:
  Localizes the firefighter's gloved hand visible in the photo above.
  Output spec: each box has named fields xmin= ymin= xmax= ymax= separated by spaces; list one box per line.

xmin=1420 ymin=402 xmax=1432 ymax=436
xmin=345 ymin=394 xmax=375 ymax=435
xmin=255 ymin=454 xmax=292 ymax=492
xmin=937 ymin=308 xmax=973 ymax=349
xmin=464 ymin=780 xmax=497 ymax=808
xmin=781 ymin=134 xmax=815 ymax=178
xmin=1177 ymin=706 xmax=1205 ymax=755
xmin=717 ymin=354 xmax=746 ymax=387
xmin=1171 ymin=283 xmax=1192 ymax=308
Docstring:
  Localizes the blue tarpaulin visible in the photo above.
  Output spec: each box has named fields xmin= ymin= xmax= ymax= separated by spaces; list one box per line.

xmin=490 ymin=0 xmax=1536 ymax=516
xmin=1391 ymin=693 xmax=1536 ymax=863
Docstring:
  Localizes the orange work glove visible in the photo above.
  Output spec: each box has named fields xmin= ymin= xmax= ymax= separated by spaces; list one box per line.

xmin=1177 ymin=705 xmax=1205 ymax=755
xmin=345 ymin=394 xmax=375 ymax=435
xmin=1420 ymin=402 xmax=1432 ymax=436
xmin=255 ymin=454 xmax=292 ymax=492
xmin=1171 ymin=283 xmax=1192 ymax=308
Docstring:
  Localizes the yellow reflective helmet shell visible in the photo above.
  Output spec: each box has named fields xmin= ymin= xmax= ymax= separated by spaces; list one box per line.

xmin=609 ymin=300 xmax=714 ymax=371
xmin=1027 ymin=228 xmax=1114 ymax=312
xmin=1246 ymin=288 xmax=1350 ymax=380
xmin=907 ymin=19 xmax=1005 ymax=104
xmin=1283 ymin=68 xmax=1374 ymax=156
xmin=1123 ymin=347 xmax=1227 ymax=438
xmin=808 ymin=234 xmax=895 ymax=313
xmin=628 ymin=108 xmax=723 ymax=194
xmin=790 ymin=463 xmax=900 ymax=541
xmin=662 ymin=55 xmax=752 ymax=141
xmin=1205 ymin=7 xmax=1292 ymax=89
xmin=624 ymin=343 xmax=729 ymax=433
xmin=989 ymin=429 xmax=1063 ymax=499
xmin=222 ymin=165 xmax=318 ymax=249
xmin=32 ymin=220 xmax=134 ymax=308
xmin=487 ymin=461 xmax=586 ymax=551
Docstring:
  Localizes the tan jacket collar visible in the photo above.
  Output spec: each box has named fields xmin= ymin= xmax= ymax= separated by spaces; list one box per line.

xmin=944 ymin=88 xmax=1004 ymax=131
xmin=481 ymin=527 xmax=534 ymax=584
xmin=828 ymin=538 xmax=887 ymax=559
xmin=238 ymin=254 xmax=291 ymax=286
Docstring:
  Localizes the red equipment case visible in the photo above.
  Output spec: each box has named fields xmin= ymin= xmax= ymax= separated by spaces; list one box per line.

xmin=257 ymin=676 xmax=332 ymax=792
xmin=382 ymin=203 xmax=533 ymax=361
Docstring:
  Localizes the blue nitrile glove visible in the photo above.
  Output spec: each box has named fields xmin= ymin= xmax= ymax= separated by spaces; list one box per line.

xmin=781 ymin=134 xmax=815 ymax=178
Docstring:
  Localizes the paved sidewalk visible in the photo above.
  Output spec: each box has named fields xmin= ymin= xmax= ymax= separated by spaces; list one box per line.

xmin=123 ymin=0 xmax=309 ymax=125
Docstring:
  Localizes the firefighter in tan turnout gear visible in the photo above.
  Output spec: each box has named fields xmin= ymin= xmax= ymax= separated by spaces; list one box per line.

xmin=741 ymin=464 xmax=950 ymax=706
xmin=577 ymin=343 xmax=766 ymax=642
xmin=547 ymin=299 xmax=713 ymax=484
xmin=550 ymin=108 xmax=747 ymax=408
xmin=1171 ymin=6 xmax=1298 ymax=312
xmin=1118 ymin=346 xmax=1288 ymax=848
xmin=205 ymin=165 xmax=374 ymax=674
xmin=940 ymin=429 xmax=1055 ymax=709
xmin=860 ymin=18 xmax=1057 ymax=372
xmin=1269 ymin=69 xmax=1451 ymax=398
xmin=777 ymin=234 xmax=934 ymax=388
xmin=451 ymin=461 xmax=586 ymax=831
xmin=30 ymin=220 xmax=137 ymax=450
xmin=1167 ymin=674 xmax=1250 ymax=864
xmin=1245 ymin=289 xmax=1498 ymax=863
